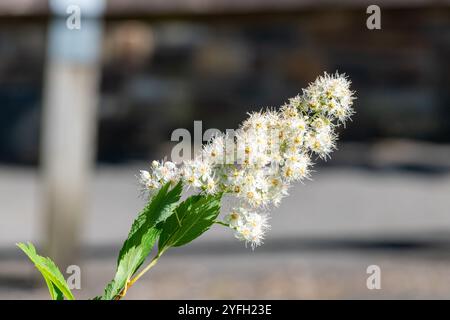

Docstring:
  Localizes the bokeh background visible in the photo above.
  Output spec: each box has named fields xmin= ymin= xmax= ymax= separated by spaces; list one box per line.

xmin=1 ymin=0 xmax=450 ymax=299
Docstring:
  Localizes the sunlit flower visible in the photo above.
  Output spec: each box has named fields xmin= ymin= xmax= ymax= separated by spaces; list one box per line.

xmin=139 ymin=71 xmax=355 ymax=248
xmin=226 ymin=208 xmax=270 ymax=249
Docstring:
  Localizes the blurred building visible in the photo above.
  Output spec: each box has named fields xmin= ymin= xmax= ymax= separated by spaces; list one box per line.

xmin=0 ymin=1 xmax=448 ymax=165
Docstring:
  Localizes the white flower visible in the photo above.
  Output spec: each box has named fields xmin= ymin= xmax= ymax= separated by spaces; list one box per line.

xmin=202 ymin=176 xmax=218 ymax=194
xmin=153 ymin=161 xmax=179 ymax=183
xmin=268 ymin=178 xmax=290 ymax=207
xmin=306 ymin=130 xmax=336 ymax=158
xmin=301 ymin=72 xmax=355 ymax=123
xmin=229 ymin=208 xmax=270 ymax=249
xmin=138 ymin=160 xmax=179 ymax=194
xmin=181 ymin=160 xmax=203 ymax=188
xmin=280 ymin=103 xmax=299 ymax=119
xmin=224 ymin=210 xmax=242 ymax=228
xmin=242 ymin=111 xmax=268 ymax=132
xmin=139 ymin=170 xmax=151 ymax=187
xmin=202 ymin=135 xmax=226 ymax=165
xmin=138 ymin=71 xmax=355 ymax=248
xmin=281 ymin=152 xmax=311 ymax=182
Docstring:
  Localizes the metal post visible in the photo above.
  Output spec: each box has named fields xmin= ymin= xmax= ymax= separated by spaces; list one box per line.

xmin=41 ymin=0 xmax=105 ymax=268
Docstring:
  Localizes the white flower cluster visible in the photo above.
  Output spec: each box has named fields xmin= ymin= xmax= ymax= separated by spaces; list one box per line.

xmin=225 ymin=208 xmax=270 ymax=248
xmin=139 ymin=72 xmax=355 ymax=248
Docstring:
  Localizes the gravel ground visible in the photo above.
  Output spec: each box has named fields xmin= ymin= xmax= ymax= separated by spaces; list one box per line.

xmin=4 ymin=250 xmax=450 ymax=299
xmin=1 ymin=165 xmax=450 ymax=299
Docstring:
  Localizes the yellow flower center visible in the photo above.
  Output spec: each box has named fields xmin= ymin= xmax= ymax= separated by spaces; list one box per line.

xmin=285 ymin=168 xmax=293 ymax=177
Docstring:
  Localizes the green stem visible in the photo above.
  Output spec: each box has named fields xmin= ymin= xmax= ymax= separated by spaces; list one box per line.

xmin=129 ymin=254 xmax=162 ymax=286
xmin=115 ymin=250 xmax=166 ymax=300
xmin=214 ymin=220 xmax=230 ymax=227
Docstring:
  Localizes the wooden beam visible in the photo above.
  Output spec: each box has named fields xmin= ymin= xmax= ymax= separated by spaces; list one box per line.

xmin=0 ymin=0 xmax=445 ymax=17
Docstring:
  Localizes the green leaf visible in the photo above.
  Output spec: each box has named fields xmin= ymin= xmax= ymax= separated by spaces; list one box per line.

xmin=43 ymin=277 xmax=64 ymax=300
xmin=158 ymin=193 xmax=222 ymax=252
xmin=17 ymin=242 xmax=74 ymax=300
xmin=101 ymin=182 xmax=182 ymax=300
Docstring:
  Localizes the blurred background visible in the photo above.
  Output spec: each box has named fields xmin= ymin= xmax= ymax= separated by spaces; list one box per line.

xmin=1 ymin=0 xmax=450 ymax=299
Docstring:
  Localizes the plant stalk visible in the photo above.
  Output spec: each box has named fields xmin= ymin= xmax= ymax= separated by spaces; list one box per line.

xmin=115 ymin=251 xmax=164 ymax=300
